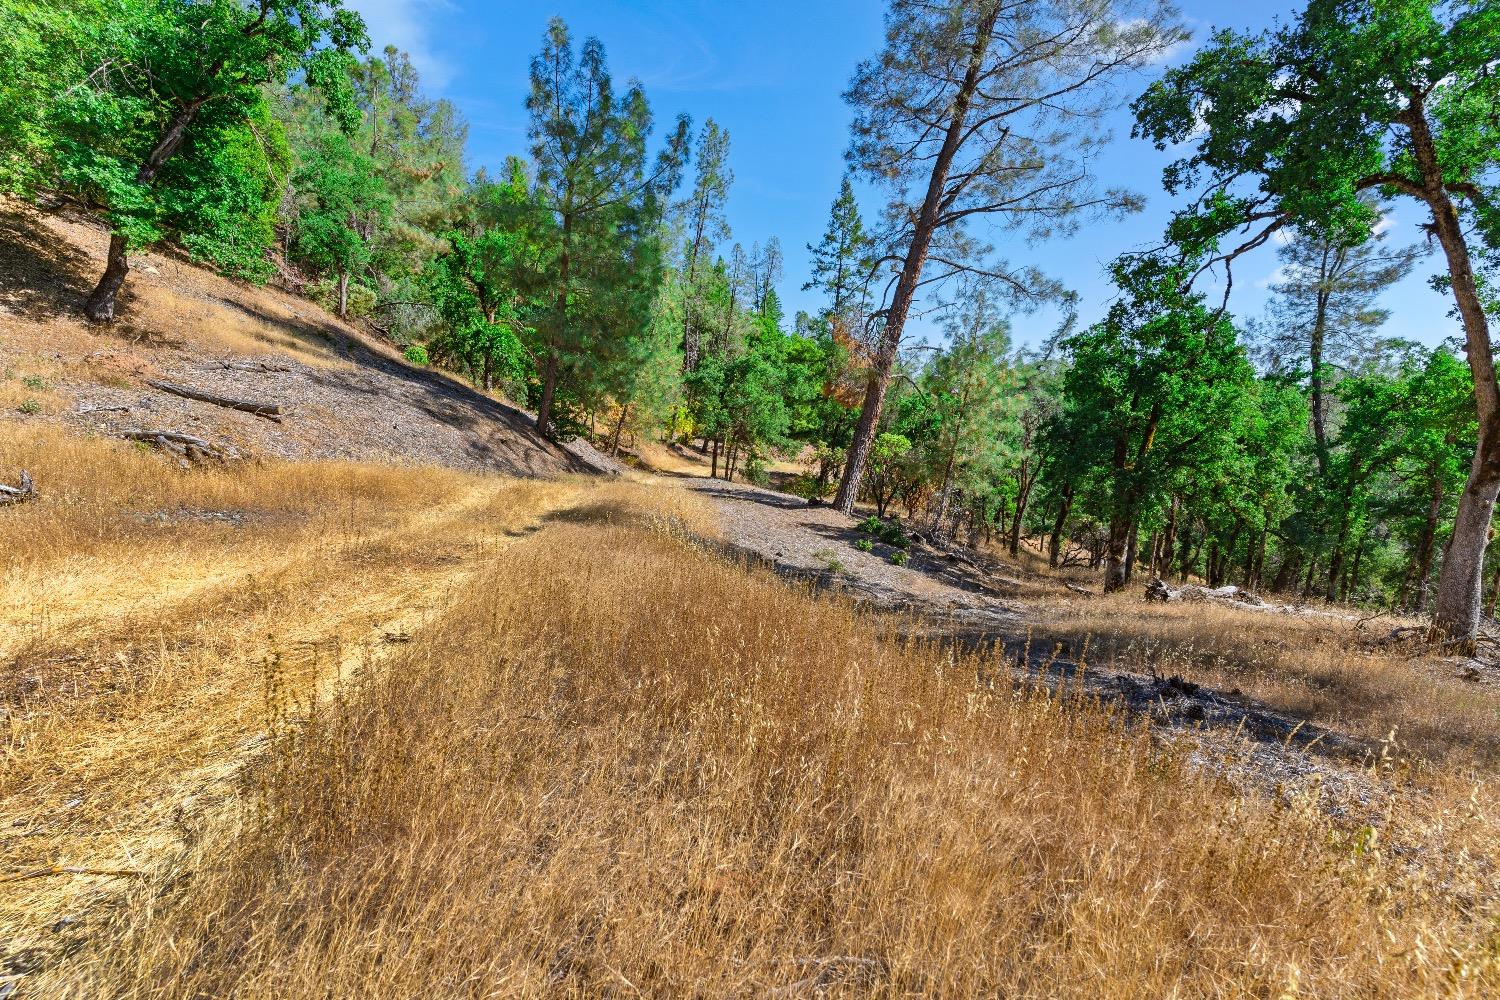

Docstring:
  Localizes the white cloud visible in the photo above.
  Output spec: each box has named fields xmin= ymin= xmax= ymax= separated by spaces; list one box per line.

xmin=350 ymin=0 xmax=457 ymax=91
xmin=1373 ymin=213 xmax=1396 ymax=237
xmin=1257 ymin=264 xmax=1291 ymax=290
xmin=1115 ymin=18 xmax=1192 ymax=66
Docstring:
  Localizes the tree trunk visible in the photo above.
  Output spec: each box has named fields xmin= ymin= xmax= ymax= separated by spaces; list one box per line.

xmin=85 ymin=234 xmax=131 ymax=323
xmin=1103 ymin=512 xmax=1132 ymax=593
xmin=337 ymin=271 xmax=350 ymax=318
xmin=536 ymin=351 xmax=559 ymax=438
xmin=1009 ymin=474 xmax=1033 ymax=558
xmin=831 ymin=7 xmax=998 ymax=515
xmin=1434 ymin=471 xmax=1500 ymax=643
xmin=1410 ymin=469 xmax=1445 ymax=611
xmin=710 ymin=438 xmax=720 ymax=479
xmin=1123 ymin=522 xmax=1141 ymax=585
xmin=1406 ymin=102 xmax=1500 ymax=645
xmin=610 ymin=404 xmax=630 ymax=457
xmin=1048 ymin=486 xmax=1073 ymax=569
xmin=1309 ymin=257 xmax=1333 ymax=477
xmin=537 ymin=212 xmax=572 ymax=438
xmin=85 ymin=100 xmax=205 ymax=323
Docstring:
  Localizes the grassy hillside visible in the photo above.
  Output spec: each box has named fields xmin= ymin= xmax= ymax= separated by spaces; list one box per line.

xmin=2 ymin=440 xmax=1494 ymax=996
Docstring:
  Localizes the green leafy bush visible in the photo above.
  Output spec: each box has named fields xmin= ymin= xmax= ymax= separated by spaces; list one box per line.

xmin=403 ymin=344 xmax=429 ymax=367
xmin=889 ymin=550 xmax=908 ymax=566
xmin=857 ymin=515 xmax=910 ymax=549
xmin=854 ymin=538 xmax=874 ymax=553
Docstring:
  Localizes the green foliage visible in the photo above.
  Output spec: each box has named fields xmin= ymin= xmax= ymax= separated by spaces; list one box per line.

xmin=290 ymin=127 xmax=389 ymax=309
xmin=854 ymin=538 xmax=874 ymax=553
xmin=889 ymin=550 xmax=908 ymax=566
xmin=402 ymin=344 xmax=428 ymax=367
xmin=47 ymin=0 xmax=367 ymax=274
xmin=856 ymin=515 xmax=910 ymax=550
xmin=524 ymin=16 xmax=689 ymax=434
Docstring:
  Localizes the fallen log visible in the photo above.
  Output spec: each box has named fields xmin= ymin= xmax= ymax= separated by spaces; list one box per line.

xmin=146 ymin=379 xmax=283 ymax=422
xmin=212 ymin=359 xmax=292 ymax=374
xmin=1064 ymin=582 xmax=1095 ymax=597
xmin=1145 ymin=577 xmax=1265 ymax=606
xmin=0 ymin=470 xmax=35 ymax=504
xmin=122 ymin=429 xmax=239 ymax=465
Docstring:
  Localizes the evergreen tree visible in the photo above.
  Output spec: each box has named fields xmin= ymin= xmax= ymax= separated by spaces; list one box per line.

xmin=525 ymin=17 xmax=689 ymax=436
xmin=804 ymin=174 xmax=873 ymax=319
xmin=1254 ymin=210 xmax=1421 ymax=472
xmin=829 ymin=0 xmax=1186 ymax=515
xmin=678 ymin=118 xmax=732 ymax=371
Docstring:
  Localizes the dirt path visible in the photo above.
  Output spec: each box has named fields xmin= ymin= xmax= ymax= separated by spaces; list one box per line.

xmin=0 ymin=476 xmax=589 ymax=985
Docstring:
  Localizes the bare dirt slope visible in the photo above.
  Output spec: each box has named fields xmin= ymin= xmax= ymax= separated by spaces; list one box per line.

xmin=0 ymin=201 xmax=615 ymax=477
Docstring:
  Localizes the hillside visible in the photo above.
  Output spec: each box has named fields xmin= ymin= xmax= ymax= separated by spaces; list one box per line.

xmin=0 ymin=201 xmax=614 ymax=478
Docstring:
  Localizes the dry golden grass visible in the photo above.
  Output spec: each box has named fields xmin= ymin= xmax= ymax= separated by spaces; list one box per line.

xmin=40 ymin=485 xmax=1499 ymax=998
xmin=1028 ymin=590 xmax=1500 ymax=767
xmin=0 ymin=199 xmax=353 ymax=368
xmin=0 ymin=425 xmax=588 ymax=979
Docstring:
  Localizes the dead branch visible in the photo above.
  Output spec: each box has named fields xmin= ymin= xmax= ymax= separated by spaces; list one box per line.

xmin=122 ymin=429 xmax=239 ymax=465
xmin=1064 ymin=582 xmax=1094 ymax=596
xmin=146 ymin=379 xmax=283 ymax=421
xmin=0 ymin=471 xmax=35 ymax=504
xmin=211 ymin=359 xmax=292 ymax=374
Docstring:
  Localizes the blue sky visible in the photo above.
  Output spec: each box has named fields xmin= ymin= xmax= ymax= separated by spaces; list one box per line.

xmin=349 ymin=0 xmax=1460 ymax=351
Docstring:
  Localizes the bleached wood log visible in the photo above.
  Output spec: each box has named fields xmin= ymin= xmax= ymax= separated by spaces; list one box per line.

xmin=146 ymin=379 xmax=283 ymax=421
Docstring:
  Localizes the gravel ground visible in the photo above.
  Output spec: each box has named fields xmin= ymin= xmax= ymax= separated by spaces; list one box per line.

xmin=61 ymin=348 xmax=619 ymax=478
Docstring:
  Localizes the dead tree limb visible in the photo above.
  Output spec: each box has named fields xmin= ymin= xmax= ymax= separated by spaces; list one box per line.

xmin=211 ymin=359 xmax=292 ymax=374
xmin=146 ymin=379 xmax=283 ymax=421
xmin=0 ymin=471 xmax=35 ymax=504
xmin=122 ymin=429 xmax=239 ymax=465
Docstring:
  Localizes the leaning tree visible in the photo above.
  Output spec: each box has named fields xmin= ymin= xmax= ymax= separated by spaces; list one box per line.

xmin=830 ymin=0 xmax=1188 ymax=515
xmin=1133 ymin=0 xmax=1500 ymax=644
xmin=53 ymin=0 xmax=369 ymax=323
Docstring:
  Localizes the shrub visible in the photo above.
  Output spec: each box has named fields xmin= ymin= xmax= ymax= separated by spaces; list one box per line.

xmin=889 ymin=549 xmax=908 ymax=566
xmin=854 ymin=538 xmax=874 ymax=553
xmin=17 ymin=399 xmax=41 ymax=415
xmin=402 ymin=344 xmax=429 ymax=367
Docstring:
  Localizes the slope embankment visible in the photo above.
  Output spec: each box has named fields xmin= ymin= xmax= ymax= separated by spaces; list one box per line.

xmin=0 ymin=200 xmax=614 ymax=477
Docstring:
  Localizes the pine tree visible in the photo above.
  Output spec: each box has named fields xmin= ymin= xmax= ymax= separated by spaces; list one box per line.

xmin=679 ymin=118 xmax=732 ymax=371
xmin=831 ymin=0 xmax=1187 ymax=514
xmin=1254 ymin=209 xmax=1420 ymax=473
xmin=804 ymin=174 xmax=873 ymax=319
xmin=526 ymin=17 xmax=689 ymax=436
